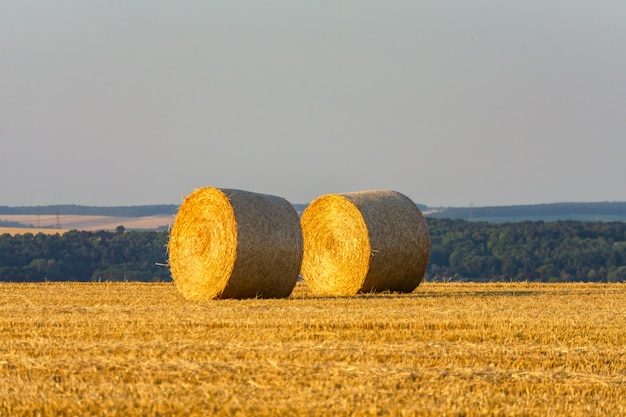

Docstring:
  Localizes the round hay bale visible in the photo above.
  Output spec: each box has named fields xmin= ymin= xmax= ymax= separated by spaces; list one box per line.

xmin=300 ymin=190 xmax=430 ymax=296
xmin=168 ymin=187 xmax=303 ymax=300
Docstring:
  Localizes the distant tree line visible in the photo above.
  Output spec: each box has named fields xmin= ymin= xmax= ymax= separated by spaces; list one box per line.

xmin=0 ymin=219 xmax=26 ymax=228
xmin=0 ymin=227 xmax=170 ymax=282
xmin=1 ymin=219 xmax=625 ymax=283
xmin=427 ymin=219 xmax=626 ymax=282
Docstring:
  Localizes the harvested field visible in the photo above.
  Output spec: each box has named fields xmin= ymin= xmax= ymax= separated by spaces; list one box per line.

xmin=0 ymin=282 xmax=625 ymax=416
xmin=0 ymin=214 xmax=173 ymax=231
xmin=0 ymin=227 xmax=70 ymax=236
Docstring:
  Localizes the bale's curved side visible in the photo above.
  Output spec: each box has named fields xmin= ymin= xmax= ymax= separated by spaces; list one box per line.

xmin=301 ymin=190 xmax=430 ymax=296
xmin=221 ymin=189 xmax=303 ymax=299
xmin=346 ymin=190 xmax=430 ymax=293
xmin=168 ymin=187 xmax=303 ymax=300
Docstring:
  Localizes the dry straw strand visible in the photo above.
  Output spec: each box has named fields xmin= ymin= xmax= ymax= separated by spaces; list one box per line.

xmin=301 ymin=190 xmax=430 ymax=296
xmin=168 ymin=187 xmax=303 ymax=300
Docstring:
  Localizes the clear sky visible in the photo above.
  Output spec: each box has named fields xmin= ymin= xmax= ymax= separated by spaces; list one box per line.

xmin=2 ymin=1 xmax=625 ymax=208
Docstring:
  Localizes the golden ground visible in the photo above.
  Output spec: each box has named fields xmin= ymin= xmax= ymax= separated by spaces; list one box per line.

xmin=0 ymin=282 xmax=625 ymax=416
xmin=0 ymin=227 xmax=70 ymax=236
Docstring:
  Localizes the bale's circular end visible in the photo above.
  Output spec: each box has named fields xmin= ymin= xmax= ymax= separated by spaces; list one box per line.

xmin=168 ymin=187 xmax=303 ymax=300
xmin=300 ymin=194 xmax=371 ymax=296
xmin=301 ymin=190 xmax=430 ymax=296
xmin=168 ymin=188 xmax=237 ymax=300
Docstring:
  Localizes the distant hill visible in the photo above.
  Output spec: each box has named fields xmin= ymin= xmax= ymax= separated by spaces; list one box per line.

xmin=0 ymin=204 xmax=179 ymax=217
xmin=3 ymin=202 xmax=625 ymax=224
xmin=427 ymin=202 xmax=626 ymax=223
xmin=293 ymin=204 xmax=307 ymax=216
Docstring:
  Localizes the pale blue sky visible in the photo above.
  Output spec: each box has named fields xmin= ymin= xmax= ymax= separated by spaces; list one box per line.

xmin=2 ymin=1 xmax=625 ymax=207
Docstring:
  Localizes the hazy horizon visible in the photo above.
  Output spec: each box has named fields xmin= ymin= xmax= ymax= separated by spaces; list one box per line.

xmin=3 ymin=199 xmax=626 ymax=211
xmin=2 ymin=2 xmax=625 ymax=208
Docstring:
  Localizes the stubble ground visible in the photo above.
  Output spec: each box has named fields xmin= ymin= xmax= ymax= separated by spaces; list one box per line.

xmin=0 ymin=281 xmax=625 ymax=416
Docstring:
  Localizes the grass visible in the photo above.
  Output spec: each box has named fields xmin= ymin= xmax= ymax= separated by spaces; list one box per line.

xmin=0 ymin=281 xmax=625 ymax=416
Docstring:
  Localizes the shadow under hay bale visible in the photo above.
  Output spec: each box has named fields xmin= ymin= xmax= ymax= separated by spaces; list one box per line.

xmin=300 ymin=190 xmax=430 ymax=296
xmin=168 ymin=187 xmax=303 ymax=300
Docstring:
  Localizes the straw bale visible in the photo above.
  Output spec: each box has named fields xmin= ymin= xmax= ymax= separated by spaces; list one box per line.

xmin=168 ymin=187 xmax=303 ymax=300
xmin=300 ymin=190 xmax=430 ymax=296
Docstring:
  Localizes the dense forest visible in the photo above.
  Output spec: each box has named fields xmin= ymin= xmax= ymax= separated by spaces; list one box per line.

xmin=0 ymin=227 xmax=170 ymax=282
xmin=1 ymin=219 xmax=626 ymax=283
xmin=427 ymin=219 xmax=626 ymax=282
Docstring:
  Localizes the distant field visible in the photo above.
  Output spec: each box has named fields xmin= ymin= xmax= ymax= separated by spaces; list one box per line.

xmin=1 ymin=282 xmax=624 ymax=416
xmin=0 ymin=227 xmax=70 ymax=236
xmin=0 ymin=214 xmax=173 ymax=232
